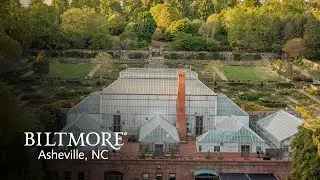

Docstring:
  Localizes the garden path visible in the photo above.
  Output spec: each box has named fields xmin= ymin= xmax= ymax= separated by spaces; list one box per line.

xmin=211 ymin=65 xmax=228 ymax=81
xmin=86 ymin=64 xmax=101 ymax=79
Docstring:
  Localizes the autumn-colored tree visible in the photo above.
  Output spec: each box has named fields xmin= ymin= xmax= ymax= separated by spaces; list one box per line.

xmin=150 ymin=3 xmax=181 ymax=29
xmin=282 ymin=38 xmax=306 ymax=59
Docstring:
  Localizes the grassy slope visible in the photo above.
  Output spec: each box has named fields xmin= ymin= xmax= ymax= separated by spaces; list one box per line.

xmin=48 ymin=62 xmax=94 ymax=79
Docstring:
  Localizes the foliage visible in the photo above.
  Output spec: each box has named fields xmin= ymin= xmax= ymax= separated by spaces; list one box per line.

xmin=133 ymin=11 xmax=157 ymax=42
xmin=282 ymin=38 xmax=306 ymax=59
xmin=108 ymin=13 xmax=127 ymax=29
xmin=101 ymin=0 xmax=122 ymax=17
xmin=170 ymin=33 xmax=207 ymax=51
xmin=213 ymin=0 xmax=237 ymax=13
xmin=291 ymin=126 xmax=320 ymax=180
xmin=150 ymin=3 xmax=181 ymax=29
xmin=164 ymin=0 xmax=190 ymax=17
xmin=296 ymin=107 xmax=320 ymax=156
xmin=93 ymin=52 xmax=114 ymax=79
xmin=166 ymin=19 xmax=198 ymax=35
xmin=35 ymin=104 xmax=66 ymax=132
xmin=198 ymin=0 xmax=214 ymax=20
xmin=0 ymin=35 xmax=22 ymax=61
xmin=223 ymin=5 xmax=284 ymax=52
xmin=123 ymin=0 xmax=143 ymax=18
xmin=4 ymin=7 xmax=34 ymax=50
xmin=52 ymin=0 xmax=69 ymax=16
xmin=34 ymin=51 xmax=49 ymax=74
xmin=303 ymin=13 xmax=320 ymax=59
xmin=89 ymin=32 xmax=113 ymax=50
xmin=0 ymin=83 xmax=45 ymax=180
xmin=61 ymin=7 xmax=108 ymax=48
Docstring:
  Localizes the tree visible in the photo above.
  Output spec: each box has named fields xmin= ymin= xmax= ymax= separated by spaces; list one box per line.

xmin=166 ymin=19 xmax=198 ymax=35
xmin=291 ymin=126 xmax=320 ymax=179
xmin=198 ymin=0 xmax=214 ymax=21
xmin=303 ymin=12 xmax=320 ymax=59
xmin=108 ymin=13 xmax=127 ymax=30
xmin=0 ymin=83 xmax=44 ymax=180
xmin=222 ymin=5 xmax=283 ymax=52
xmin=213 ymin=0 xmax=237 ymax=13
xmin=291 ymin=107 xmax=320 ymax=180
xmin=123 ymin=0 xmax=143 ymax=18
xmin=93 ymin=52 xmax=114 ymax=79
xmin=133 ymin=11 xmax=157 ymax=42
xmin=36 ymin=105 xmax=66 ymax=133
xmin=0 ymin=35 xmax=22 ymax=61
xmin=171 ymin=32 xmax=208 ymax=51
xmin=101 ymin=0 xmax=122 ymax=18
xmin=70 ymin=0 xmax=101 ymax=12
xmin=30 ymin=2 xmax=68 ymax=49
xmin=52 ymin=0 xmax=70 ymax=16
xmin=61 ymin=8 xmax=108 ymax=48
xmin=243 ymin=0 xmax=261 ymax=7
xmin=89 ymin=33 xmax=113 ymax=49
xmin=34 ymin=51 xmax=49 ymax=74
xmin=282 ymin=38 xmax=306 ymax=59
xmin=4 ymin=7 xmax=34 ymax=50
xmin=164 ymin=0 xmax=190 ymax=17
xmin=150 ymin=3 xmax=181 ymax=29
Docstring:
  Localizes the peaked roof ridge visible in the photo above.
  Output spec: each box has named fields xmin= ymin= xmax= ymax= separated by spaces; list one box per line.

xmin=277 ymin=109 xmax=301 ymax=122
xmin=216 ymin=115 xmax=244 ymax=132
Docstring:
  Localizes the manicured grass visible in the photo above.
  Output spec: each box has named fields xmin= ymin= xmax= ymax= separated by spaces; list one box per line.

xmin=48 ymin=62 xmax=94 ymax=79
xmin=223 ymin=66 xmax=283 ymax=82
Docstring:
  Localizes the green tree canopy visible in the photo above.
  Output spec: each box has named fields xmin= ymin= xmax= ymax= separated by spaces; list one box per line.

xmin=303 ymin=12 xmax=320 ymax=59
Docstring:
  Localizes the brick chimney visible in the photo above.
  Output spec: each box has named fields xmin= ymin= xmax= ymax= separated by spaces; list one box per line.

xmin=176 ymin=71 xmax=187 ymax=141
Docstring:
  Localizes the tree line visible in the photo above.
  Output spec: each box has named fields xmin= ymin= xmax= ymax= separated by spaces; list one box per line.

xmin=1 ymin=0 xmax=320 ymax=60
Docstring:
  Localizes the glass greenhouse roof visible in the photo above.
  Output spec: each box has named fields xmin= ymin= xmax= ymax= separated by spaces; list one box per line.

xmin=257 ymin=110 xmax=302 ymax=142
xmin=68 ymin=92 xmax=101 ymax=115
xmin=120 ymin=68 xmax=198 ymax=79
xmin=139 ymin=114 xmax=179 ymax=143
xmin=197 ymin=116 xmax=265 ymax=143
xmin=217 ymin=94 xmax=248 ymax=116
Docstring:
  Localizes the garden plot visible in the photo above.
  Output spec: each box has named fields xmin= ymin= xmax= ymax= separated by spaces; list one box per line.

xmin=48 ymin=62 xmax=94 ymax=79
xmin=222 ymin=66 xmax=282 ymax=82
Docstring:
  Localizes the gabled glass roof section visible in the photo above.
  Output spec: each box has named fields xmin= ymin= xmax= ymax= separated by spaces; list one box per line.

xmin=67 ymin=92 xmax=100 ymax=115
xmin=102 ymin=68 xmax=216 ymax=96
xmin=257 ymin=110 xmax=302 ymax=142
xmin=139 ymin=114 xmax=179 ymax=143
xmin=217 ymin=94 xmax=248 ymax=116
xmin=197 ymin=116 xmax=265 ymax=143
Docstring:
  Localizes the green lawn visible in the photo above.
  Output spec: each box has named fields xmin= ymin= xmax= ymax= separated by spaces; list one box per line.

xmin=223 ymin=66 xmax=283 ymax=82
xmin=48 ymin=62 xmax=94 ymax=79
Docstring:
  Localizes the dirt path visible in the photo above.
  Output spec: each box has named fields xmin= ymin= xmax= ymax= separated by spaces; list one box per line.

xmin=86 ymin=64 xmax=101 ymax=79
xmin=212 ymin=65 xmax=228 ymax=81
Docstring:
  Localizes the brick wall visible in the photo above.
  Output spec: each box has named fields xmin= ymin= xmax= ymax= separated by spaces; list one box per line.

xmin=47 ymin=159 xmax=291 ymax=180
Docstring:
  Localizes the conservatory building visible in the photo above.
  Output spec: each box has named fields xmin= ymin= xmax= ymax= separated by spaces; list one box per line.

xmin=61 ymin=68 xmax=251 ymax=155
xmin=256 ymin=110 xmax=302 ymax=157
xmin=196 ymin=115 xmax=268 ymax=155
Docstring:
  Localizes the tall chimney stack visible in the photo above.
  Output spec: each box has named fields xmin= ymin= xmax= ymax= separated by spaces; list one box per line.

xmin=176 ymin=71 xmax=186 ymax=141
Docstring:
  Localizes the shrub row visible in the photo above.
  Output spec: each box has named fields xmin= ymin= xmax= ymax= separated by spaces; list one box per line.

xmin=233 ymin=54 xmax=262 ymax=61
xmin=163 ymin=52 xmax=225 ymax=60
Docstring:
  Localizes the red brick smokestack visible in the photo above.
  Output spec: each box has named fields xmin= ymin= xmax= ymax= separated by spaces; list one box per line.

xmin=177 ymin=71 xmax=186 ymax=141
